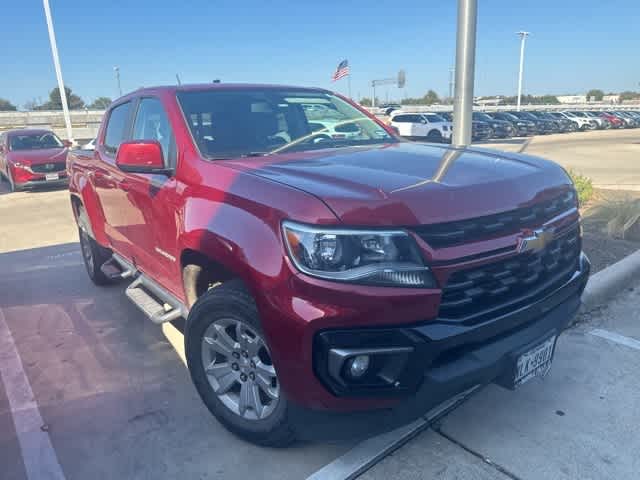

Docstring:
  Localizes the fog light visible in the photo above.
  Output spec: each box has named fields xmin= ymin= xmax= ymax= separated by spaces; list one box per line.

xmin=347 ymin=355 xmax=370 ymax=378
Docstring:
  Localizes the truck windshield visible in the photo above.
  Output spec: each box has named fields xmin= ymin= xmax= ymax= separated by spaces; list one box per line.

xmin=9 ymin=132 xmax=63 ymax=151
xmin=177 ymin=89 xmax=396 ymax=159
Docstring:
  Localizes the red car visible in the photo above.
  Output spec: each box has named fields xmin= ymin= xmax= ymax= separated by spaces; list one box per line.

xmin=0 ymin=129 xmax=70 ymax=191
xmin=67 ymin=84 xmax=590 ymax=446
xmin=599 ymin=112 xmax=625 ymax=129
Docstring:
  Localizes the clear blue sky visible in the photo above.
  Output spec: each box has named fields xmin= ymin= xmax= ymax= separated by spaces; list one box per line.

xmin=2 ymin=1 xmax=639 ymax=108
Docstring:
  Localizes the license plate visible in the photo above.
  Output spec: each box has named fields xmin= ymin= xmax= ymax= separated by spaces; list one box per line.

xmin=45 ymin=173 xmax=59 ymax=181
xmin=514 ymin=336 xmax=556 ymax=387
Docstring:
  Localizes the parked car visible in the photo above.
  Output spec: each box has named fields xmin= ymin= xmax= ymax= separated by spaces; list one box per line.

xmin=380 ymin=103 xmax=402 ymax=116
xmin=68 ymin=83 xmax=590 ymax=446
xmin=82 ymin=138 xmax=97 ymax=150
xmin=390 ymin=112 xmax=452 ymax=143
xmin=508 ymin=111 xmax=555 ymax=134
xmin=583 ymin=112 xmax=610 ymax=129
xmin=546 ymin=112 xmax=579 ymax=132
xmin=439 ymin=112 xmax=492 ymax=141
xmin=0 ymin=128 xmax=70 ymax=191
xmin=560 ymin=111 xmax=597 ymax=131
xmin=472 ymin=112 xmax=514 ymax=138
xmin=487 ymin=112 xmax=536 ymax=136
xmin=527 ymin=112 xmax=565 ymax=133
xmin=611 ymin=111 xmax=639 ymax=128
xmin=598 ymin=111 xmax=625 ymax=129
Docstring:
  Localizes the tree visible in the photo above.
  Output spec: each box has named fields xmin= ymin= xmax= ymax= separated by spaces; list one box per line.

xmin=36 ymin=86 xmax=85 ymax=110
xmin=359 ymin=97 xmax=373 ymax=107
xmin=586 ymin=89 xmax=604 ymax=102
xmin=0 ymin=98 xmax=17 ymax=111
xmin=88 ymin=97 xmax=112 ymax=109
xmin=619 ymin=91 xmax=639 ymax=101
xmin=423 ymin=89 xmax=440 ymax=105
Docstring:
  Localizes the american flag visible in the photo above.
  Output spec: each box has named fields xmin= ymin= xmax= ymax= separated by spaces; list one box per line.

xmin=331 ymin=60 xmax=350 ymax=81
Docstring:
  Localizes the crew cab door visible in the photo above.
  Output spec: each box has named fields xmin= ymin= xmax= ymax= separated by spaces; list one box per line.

xmin=122 ymin=97 xmax=181 ymax=293
xmin=94 ymin=101 xmax=139 ymax=258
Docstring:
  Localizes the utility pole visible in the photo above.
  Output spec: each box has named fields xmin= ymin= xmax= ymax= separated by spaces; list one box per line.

xmin=516 ymin=31 xmax=530 ymax=111
xmin=42 ymin=0 xmax=73 ymax=143
xmin=452 ymin=0 xmax=478 ymax=146
xmin=114 ymin=66 xmax=122 ymax=97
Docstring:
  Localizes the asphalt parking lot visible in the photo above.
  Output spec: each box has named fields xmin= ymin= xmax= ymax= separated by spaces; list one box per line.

xmin=1 ymin=130 xmax=639 ymax=480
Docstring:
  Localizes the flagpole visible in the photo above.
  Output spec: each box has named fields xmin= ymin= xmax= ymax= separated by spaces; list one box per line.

xmin=348 ymin=74 xmax=352 ymax=99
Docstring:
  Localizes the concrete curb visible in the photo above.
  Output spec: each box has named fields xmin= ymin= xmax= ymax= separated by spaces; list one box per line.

xmin=581 ymin=248 xmax=640 ymax=310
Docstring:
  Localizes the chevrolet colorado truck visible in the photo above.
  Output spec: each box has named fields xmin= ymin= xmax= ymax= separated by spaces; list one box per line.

xmin=67 ymin=84 xmax=590 ymax=446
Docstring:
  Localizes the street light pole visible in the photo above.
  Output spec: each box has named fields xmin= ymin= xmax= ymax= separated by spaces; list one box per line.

xmin=114 ymin=66 xmax=122 ymax=97
xmin=42 ymin=0 xmax=73 ymax=143
xmin=516 ymin=31 xmax=530 ymax=111
xmin=452 ymin=0 xmax=478 ymax=146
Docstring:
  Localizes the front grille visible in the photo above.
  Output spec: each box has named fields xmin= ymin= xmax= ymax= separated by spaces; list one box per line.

xmin=412 ymin=191 xmax=576 ymax=249
xmin=31 ymin=162 xmax=65 ymax=173
xmin=439 ymin=225 xmax=581 ymax=321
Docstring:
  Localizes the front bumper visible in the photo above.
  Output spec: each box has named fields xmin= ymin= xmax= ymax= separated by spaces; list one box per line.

xmin=287 ymin=253 xmax=590 ymax=439
xmin=314 ymin=252 xmax=589 ymax=399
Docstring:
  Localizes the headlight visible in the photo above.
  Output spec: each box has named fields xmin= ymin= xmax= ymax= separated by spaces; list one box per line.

xmin=282 ymin=221 xmax=435 ymax=288
xmin=492 ymin=123 xmax=500 ymax=128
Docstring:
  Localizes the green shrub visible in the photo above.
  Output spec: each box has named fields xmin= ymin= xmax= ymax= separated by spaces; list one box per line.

xmin=567 ymin=170 xmax=594 ymax=205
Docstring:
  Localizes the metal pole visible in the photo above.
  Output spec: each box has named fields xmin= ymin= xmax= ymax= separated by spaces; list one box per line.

xmin=114 ymin=66 xmax=122 ymax=97
xmin=452 ymin=0 xmax=478 ymax=146
xmin=372 ymin=82 xmax=376 ymax=108
xmin=42 ymin=0 xmax=73 ymax=143
xmin=347 ymin=74 xmax=352 ymax=99
xmin=516 ymin=31 xmax=529 ymax=111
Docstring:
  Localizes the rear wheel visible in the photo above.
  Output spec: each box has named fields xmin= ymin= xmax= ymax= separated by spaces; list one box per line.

xmin=185 ymin=280 xmax=295 ymax=447
xmin=76 ymin=207 xmax=114 ymax=285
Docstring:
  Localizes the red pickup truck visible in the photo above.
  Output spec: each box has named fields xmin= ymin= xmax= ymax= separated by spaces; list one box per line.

xmin=67 ymin=84 xmax=590 ymax=446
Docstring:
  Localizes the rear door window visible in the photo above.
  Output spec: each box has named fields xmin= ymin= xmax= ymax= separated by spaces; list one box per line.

xmin=104 ymin=102 xmax=132 ymax=155
xmin=132 ymin=98 xmax=177 ymax=167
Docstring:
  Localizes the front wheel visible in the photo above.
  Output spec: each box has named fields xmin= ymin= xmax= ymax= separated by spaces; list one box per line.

xmin=426 ymin=130 xmax=443 ymax=143
xmin=185 ymin=280 xmax=296 ymax=447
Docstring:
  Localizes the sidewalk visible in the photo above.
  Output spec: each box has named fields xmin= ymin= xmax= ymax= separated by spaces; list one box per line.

xmin=361 ymin=283 xmax=640 ymax=480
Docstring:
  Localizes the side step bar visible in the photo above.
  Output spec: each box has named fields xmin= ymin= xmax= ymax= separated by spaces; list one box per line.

xmin=107 ymin=253 xmax=189 ymax=324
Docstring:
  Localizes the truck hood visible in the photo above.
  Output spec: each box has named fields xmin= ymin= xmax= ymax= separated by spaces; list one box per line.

xmin=7 ymin=148 xmax=67 ymax=165
xmin=223 ymin=142 xmax=572 ymax=226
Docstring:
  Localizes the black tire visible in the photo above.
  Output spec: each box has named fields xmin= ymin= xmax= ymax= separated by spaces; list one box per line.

xmin=7 ymin=169 xmax=17 ymax=192
xmin=185 ymin=280 xmax=296 ymax=447
xmin=426 ymin=130 xmax=443 ymax=143
xmin=77 ymin=207 xmax=114 ymax=285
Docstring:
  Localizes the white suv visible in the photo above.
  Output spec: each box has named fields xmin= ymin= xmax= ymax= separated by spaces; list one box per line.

xmin=561 ymin=111 xmax=597 ymax=130
xmin=390 ymin=113 xmax=452 ymax=143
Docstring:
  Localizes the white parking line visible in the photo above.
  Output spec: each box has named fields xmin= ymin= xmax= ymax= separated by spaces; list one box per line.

xmin=0 ymin=308 xmax=66 ymax=480
xmin=590 ymin=329 xmax=640 ymax=351
xmin=305 ymin=386 xmax=480 ymax=480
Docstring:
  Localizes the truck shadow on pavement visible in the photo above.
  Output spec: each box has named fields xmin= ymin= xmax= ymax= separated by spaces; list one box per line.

xmin=0 ymin=242 xmax=377 ymax=480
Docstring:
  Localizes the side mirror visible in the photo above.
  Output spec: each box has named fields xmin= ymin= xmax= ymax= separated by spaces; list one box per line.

xmin=116 ymin=141 xmax=171 ymax=175
xmin=62 ymin=140 xmax=73 ymax=148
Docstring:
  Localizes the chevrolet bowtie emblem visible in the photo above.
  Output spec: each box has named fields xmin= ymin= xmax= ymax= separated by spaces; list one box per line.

xmin=518 ymin=227 xmax=555 ymax=254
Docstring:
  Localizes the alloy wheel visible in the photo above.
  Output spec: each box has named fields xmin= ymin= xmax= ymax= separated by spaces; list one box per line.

xmin=201 ymin=318 xmax=280 ymax=421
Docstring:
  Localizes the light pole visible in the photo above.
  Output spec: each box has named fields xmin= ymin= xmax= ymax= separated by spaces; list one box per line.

xmin=452 ymin=0 xmax=478 ymax=146
xmin=42 ymin=0 xmax=73 ymax=143
xmin=516 ymin=31 xmax=530 ymax=111
xmin=114 ymin=66 xmax=122 ymax=97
